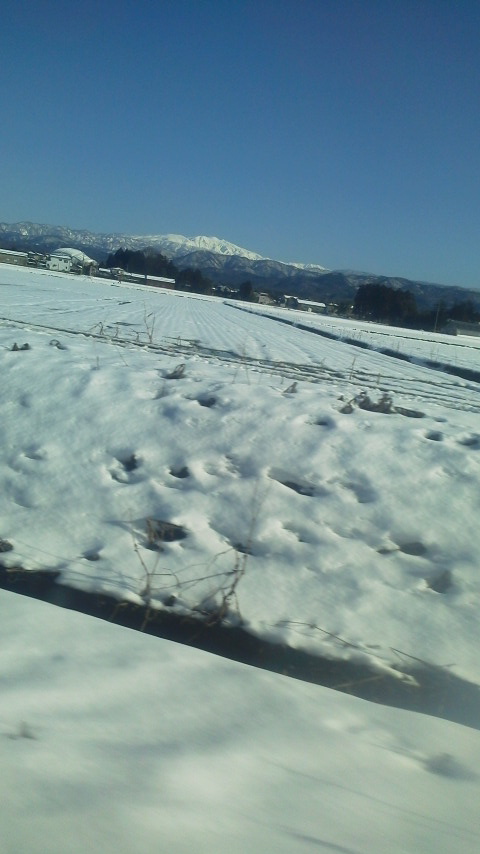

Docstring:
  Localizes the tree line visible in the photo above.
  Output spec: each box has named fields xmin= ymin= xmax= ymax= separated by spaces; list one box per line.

xmin=104 ymin=248 xmax=257 ymax=300
xmin=353 ymin=282 xmax=480 ymax=329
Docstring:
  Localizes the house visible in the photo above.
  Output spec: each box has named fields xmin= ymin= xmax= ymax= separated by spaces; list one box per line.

xmin=47 ymin=248 xmax=98 ymax=274
xmin=46 ymin=253 xmax=73 ymax=272
xmin=98 ymin=267 xmax=124 ymax=280
xmin=283 ymin=295 xmax=326 ymax=313
xmin=98 ymin=268 xmax=175 ymax=288
xmin=27 ymin=252 xmax=48 ymax=268
xmin=142 ymin=273 xmax=176 ymax=288
xmin=0 ymin=248 xmax=28 ymax=266
xmin=442 ymin=319 xmax=480 ymax=337
xmin=258 ymin=293 xmax=276 ymax=305
xmin=296 ymin=299 xmax=327 ymax=314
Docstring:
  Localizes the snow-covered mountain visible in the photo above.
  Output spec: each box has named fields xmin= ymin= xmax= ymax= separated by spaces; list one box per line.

xmin=151 ymin=234 xmax=328 ymax=272
xmin=0 ymin=221 xmax=325 ymax=270
xmin=142 ymin=233 xmax=267 ymax=263
xmin=0 ymin=222 xmax=273 ymax=264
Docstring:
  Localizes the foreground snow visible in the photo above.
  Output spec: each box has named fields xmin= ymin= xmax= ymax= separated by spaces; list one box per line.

xmin=1 ymin=265 xmax=480 ymax=851
xmin=2 ymin=590 xmax=480 ymax=854
xmin=1 ymin=266 xmax=479 ymax=682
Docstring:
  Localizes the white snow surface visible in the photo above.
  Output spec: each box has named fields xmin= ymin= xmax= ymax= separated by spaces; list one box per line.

xmin=1 ymin=264 xmax=480 ymax=852
xmin=2 ymin=589 xmax=480 ymax=854
xmin=1 ymin=266 xmax=480 ymax=679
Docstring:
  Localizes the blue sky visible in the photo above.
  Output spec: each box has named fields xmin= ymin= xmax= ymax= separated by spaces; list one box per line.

xmin=2 ymin=0 xmax=480 ymax=287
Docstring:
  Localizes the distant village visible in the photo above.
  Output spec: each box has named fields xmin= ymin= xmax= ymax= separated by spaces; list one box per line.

xmin=2 ymin=246 xmax=479 ymax=336
xmin=0 ymin=245 xmax=332 ymax=315
xmin=0 ymin=246 xmax=177 ymax=289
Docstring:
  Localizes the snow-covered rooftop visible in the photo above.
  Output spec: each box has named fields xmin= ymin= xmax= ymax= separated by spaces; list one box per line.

xmin=52 ymin=247 xmax=97 ymax=264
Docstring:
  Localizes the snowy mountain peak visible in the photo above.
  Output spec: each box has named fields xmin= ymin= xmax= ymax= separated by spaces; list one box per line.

xmin=287 ymin=261 xmax=328 ymax=273
xmin=136 ymin=233 xmax=268 ymax=262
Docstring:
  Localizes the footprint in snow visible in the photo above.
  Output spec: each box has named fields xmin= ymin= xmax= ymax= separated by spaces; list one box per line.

xmin=109 ymin=452 xmax=141 ymax=483
xmin=377 ymin=540 xmax=429 ymax=558
xmin=169 ymin=465 xmax=190 ymax=479
xmin=24 ymin=446 xmax=47 ymax=461
xmin=196 ymin=395 xmax=217 ymax=408
xmin=269 ymin=467 xmax=323 ymax=497
xmin=397 ymin=540 xmax=428 ymax=556
xmin=82 ymin=548 xmax=103 ymax=562
xmin=338 ymin=475 xmax=377 ymax=504
xmin=456 ymin=433 xmax=480 ymax=449
xmin=423 ymin=752 xmax=477 ymax=780
xmin=425 ymin=430 xmax=444 ymax=442
xmin=312 ymin=415 xmax=336 ymax=429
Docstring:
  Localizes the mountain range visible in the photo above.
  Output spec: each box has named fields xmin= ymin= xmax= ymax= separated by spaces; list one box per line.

xmin=1 ymin=220 xmax=478 ymax=310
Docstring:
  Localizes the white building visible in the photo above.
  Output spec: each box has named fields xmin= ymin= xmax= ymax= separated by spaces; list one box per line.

xmin=46 ymin=248 xmax=98 ymax=274
xmin=0 ymin=248 xmax=28 ymax=267
xmin=46 ymin=253 xmax=73 ymax=272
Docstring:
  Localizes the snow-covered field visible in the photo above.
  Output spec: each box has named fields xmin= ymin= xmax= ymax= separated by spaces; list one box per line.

xmin=246 ymin=302 xmax=480 ymax=373
xmin=1 ymin=265 xmax=480 ymax=852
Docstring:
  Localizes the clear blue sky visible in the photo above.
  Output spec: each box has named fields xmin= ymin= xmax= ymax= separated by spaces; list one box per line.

xmin=2 ymin=0 xmax=480 ymax=287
